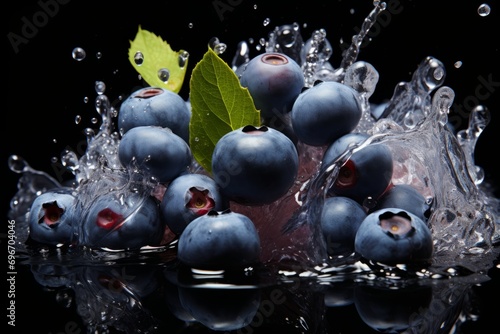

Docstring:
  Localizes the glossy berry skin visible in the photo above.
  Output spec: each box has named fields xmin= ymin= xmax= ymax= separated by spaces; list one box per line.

xmin=211 ymin=125 xmax=299 ymax=205
xmin=118 ymin=125 xmax=192 ymax=183
xmin=118 ymin=87 xmax=191 ymax=143
xmin=320 ymin=196 xmax=367 ymax=255
xmin=82 ymin=192 xmax=164 ymax=250
xmin=354 ymin=208 xmax=433 ymax=265
xmin=291 ymin=81 xmax=362 ymax=146
xmin=160 ymin=173 xmax=229 ymax=235
xmin=321 ymin=132 xmax=369 ymax=171
xmin=239 ymin=52 xmax=304 ymax=120
xmin=371 ymin=184 xmax=431 ymax=222
xmin=28 ymin=188 xmax=76 ymax=246
xmin=325 ymin=134 xmax=393 ymax=203
xmin=177 ymin=210 xmax=261 ymax=269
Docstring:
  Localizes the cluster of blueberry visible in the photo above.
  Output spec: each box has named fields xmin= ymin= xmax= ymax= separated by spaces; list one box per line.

xmin=27 ymin=46 xmax=434 ymax=269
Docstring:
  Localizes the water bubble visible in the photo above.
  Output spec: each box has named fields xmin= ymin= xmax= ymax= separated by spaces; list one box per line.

xmin=454 ymin=61 xmax=463 ymax=68
xmin=478 ymin=4 xmax=491 ymax=17
xmin=95 ymin=81 xmax=106 ymax=94
xmin=263 ymin=18 xmax=271 ymax=26
xmin=178 ymin=50 xmax=189 ymax=68
xmin=72 ymin=47 xmax=86 ymax=61
xmin=157 ymin=68 xmax=170 ymax=83
xmin=134 ymin=51 xmax=144 ymax=65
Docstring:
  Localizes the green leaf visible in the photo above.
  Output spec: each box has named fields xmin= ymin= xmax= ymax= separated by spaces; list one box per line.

xmin=128 ymin=26 xmax=188 ymax=93
xmin=189 ymin=48 xmax=261 ymax=173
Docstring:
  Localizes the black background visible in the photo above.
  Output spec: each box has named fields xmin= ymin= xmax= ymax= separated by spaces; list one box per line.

xmin=5 ymin=0 xmax=500 ymax=333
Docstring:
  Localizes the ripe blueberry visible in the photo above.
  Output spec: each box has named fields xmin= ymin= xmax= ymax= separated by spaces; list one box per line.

xmin=291 ymin=81 xmax=362 ymax=146
xmin=239 ymin=52 xmax=304 ymax=120
xmin=211 ymin=125 xmax=299 ymax=205
xmin=118 ymin=86 xmax=191 ymax=143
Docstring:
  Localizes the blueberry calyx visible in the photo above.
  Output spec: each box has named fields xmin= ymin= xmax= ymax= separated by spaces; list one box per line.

xmin=133 ymin=87 xmax=164 ymax=98
xmin=187 ymin=187 xmax=215 ymax=216
xmin=261 ymin=53 xmax=289 ymax=66
xmin=96 ymin=208 xmax=125 ymax=230
xmin=378 ymin=211 xmax=415 ymax=239
xmin=41 ymin=201 xmax=64 ymax=226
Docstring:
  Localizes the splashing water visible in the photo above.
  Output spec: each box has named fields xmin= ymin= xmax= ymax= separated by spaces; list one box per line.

xmin=7 ymin=2 xmax=499 ymax=281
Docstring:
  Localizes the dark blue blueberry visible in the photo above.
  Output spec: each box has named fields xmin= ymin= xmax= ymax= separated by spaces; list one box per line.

xmin=290 ymin=81 xmax=362 ymax=146
xmin=82 ymin=192 xmax=164 ymax=250
xmin=28 ymin=188 xmax=77 ymax=246
xmin=118 ymin=86 xmax=191 ymax=143
xmin=320 ymin=196 xmax=367 ymax=255
xmin=239 ymin=52 xmax=304 ymax=120
xmin=321 ymin=132 xmax=369 ymax=171
xmin=177 ymin=210 xmax=261 ymax=269
xmin=325 ymin=135 xmax=393 ymax=203
xmin=372 ymin=184 xmax=432 ymax=222
xmin=211 ymin=125 xmax=298 ymax=205
xmin=160 ymin=173 xmax=229 ymax=235
xmin=118 ymin=125 xmax=192 ymax=183
xmin=354 ymin=208 xmax=433 ymax=265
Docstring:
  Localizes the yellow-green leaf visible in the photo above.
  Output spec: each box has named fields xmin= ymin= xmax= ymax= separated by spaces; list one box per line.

xmin=189 ymin=47 xmax=261 ymax=173
xmin=128 ymin=26 xmax=188 ymax=93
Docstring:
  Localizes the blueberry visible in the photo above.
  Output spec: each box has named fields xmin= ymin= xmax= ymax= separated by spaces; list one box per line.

xmin=82 ymin=192 xmax=164 ymax=250
xmin=177 ymin=210 xmax=261 ymax=269
xmin=371 ymin=184 xmax=431 ymax=222
xmin=324 ymin=134 xmax=393 ymax=203
xmin=118 ymin=86 xmax=191 ymax=143
xmin=118 ymin=125 xmax=192 ymax=183
xmin=321 ymin=132 xmax=369 ymax=170
xmin=160 ymin=173 xmax=229 ymax=235
xmin=354 ymin=208 xmax=433 ymax=265
xmin=239 ymin=52 xmax=304 ymax=120
xmin=291 ymin=81 xmax=362 ymax=146
xmin=211 ymin=125 xmax=299 ymax=205
xmin=320 ymin=196 xmax=367 ymax=255
xmin=28 ymin=188 xmax=77 ymax=246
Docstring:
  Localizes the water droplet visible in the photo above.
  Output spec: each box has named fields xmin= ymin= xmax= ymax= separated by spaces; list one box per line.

xmin=263 ymin=18 xmax=270 ymax=26
xmin=91 ymin=117 xmax=98 ymax=124
xmin=8 ymin=155 xmax=28 ymax=173
xmin=96 ymin=51 xmax=102 ymax=59
xmin=188 ymin=22 xmax=194 ymax=29
xmin=208 ymin=37 xmax=227 ymax=55
xmin=478 ymin=3 xmax=491 ymax=17
xmin=72 ymin=47 xmax=86 ymax=61
xmin=83 ymin=96 xmax=89 ymax=103
xmin=454 ymin=61 xmax=463 ymax=68
xmin=178 ymin=50 xmax=189 ymax=68
xmin=350 ymin=8 xmax=355 ymax=14
xmin=134 ymin=51 xmax=144 ymax=65
xmin=194 ymin=137 xmax=199 ymax=142
xmin=157 ymin=68 xmax=170 ymax=83
xmin=75 ymin=115 xmax=82 ymax=124
xmin=52 ymin=138 xmax=57 ymax=144
xmin=51 ymin=156 xmax=58 ymax=163
xmin=95 ymin=81 xmax=106 ymax=94
xmin=253 ymin=4 xmax=257 ymax=9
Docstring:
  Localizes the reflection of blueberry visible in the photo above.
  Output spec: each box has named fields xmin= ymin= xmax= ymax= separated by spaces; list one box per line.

xmin=354 ymin=284 xmax=432 ymax=332
xmin=320 ymin=196 xmax=367 ymax=255
xmin=326 ymin=135 xmax=393 ymax=203
xmin=160 ymin=173 xmax=229 ymax=235
xmin=118 ymin=87 xmax=191 ymax=143
xmin=354 ymin=208 xmax=433 ymax=265
xmin=83 ymin=192 xmax=164 ymax=250
xmin=28 ymin=188 xmax=77 ymax=246
xmin=177 ymin=210 xmax=261 ymax=269
xmin=211 ymin=125 xmax=298 ymax=205
xmin=239 ymin=52 xmax=304 ymax=120
xmin=118 ymin=125 xmax=192 ymax=183
xmin=291 ymin=81 xmax=362 ymax=146
xmin=371 ymin=184 xmax=431 ymax=222
xmin=177 ymin=286 xmax=261 ymax=331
